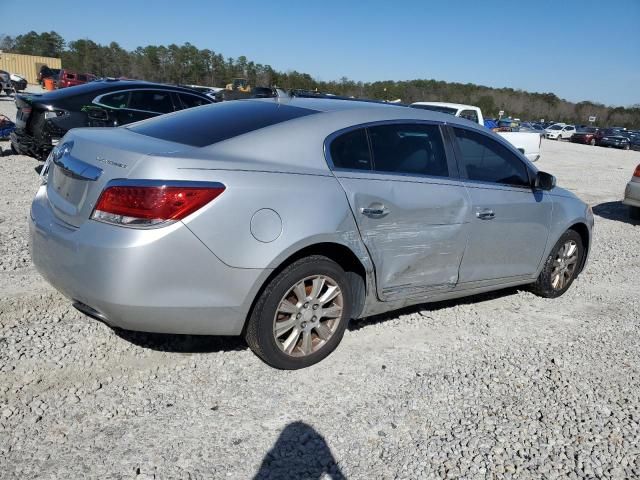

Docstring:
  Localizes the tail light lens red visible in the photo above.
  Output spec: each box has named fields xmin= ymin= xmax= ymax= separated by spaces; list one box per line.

xmin=634 ymin=165 xmax=640 ymax=178
xmin=92 ymin=182 xmax=225 ymax=228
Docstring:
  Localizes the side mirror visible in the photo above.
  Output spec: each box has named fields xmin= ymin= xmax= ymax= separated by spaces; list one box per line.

xmin=534 ymin=171 xmax=556 ymax=191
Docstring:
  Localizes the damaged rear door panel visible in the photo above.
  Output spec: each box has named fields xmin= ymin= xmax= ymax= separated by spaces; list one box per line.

xmin=326 ymin=122 xmax=472 ymax=301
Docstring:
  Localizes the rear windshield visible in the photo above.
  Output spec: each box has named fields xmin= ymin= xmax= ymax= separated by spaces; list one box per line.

xmin=127 ymin=100 xmax=318 ymax=147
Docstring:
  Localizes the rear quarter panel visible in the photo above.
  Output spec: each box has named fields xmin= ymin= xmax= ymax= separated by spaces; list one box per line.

xmin=180 ymin=169 xmax=371 ymax=271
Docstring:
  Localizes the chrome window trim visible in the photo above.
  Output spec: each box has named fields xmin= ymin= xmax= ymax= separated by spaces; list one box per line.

xmin=92 ymin=88 xmax=187 ymax=115
xmin=323 ymin=119 xmax=459 ymax=182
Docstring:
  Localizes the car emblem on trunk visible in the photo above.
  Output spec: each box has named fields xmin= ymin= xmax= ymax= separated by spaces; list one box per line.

xmin=96 ymin=156 xmax=128 ymax=169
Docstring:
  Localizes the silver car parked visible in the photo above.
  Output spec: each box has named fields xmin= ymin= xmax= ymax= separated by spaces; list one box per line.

xmin=30 ymin=98 xmax=594 ymax=369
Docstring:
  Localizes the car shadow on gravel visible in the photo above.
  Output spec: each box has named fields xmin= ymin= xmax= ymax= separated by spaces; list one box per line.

xmin=592 ymin=201 xmax=639 ymax=226
xmin=112 ymin=328 xmax=248 ymax=353
xmin=253 ymin=421 xmax=345 ymax=479
xmin=349 ymin=287 xmax=521 ymax=331
xmin=113 ymin=288 xmax=523 ymax=352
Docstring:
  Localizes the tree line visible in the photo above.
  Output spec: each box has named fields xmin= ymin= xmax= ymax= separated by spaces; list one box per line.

xmin=1 ymin=30 xmax=638 ymax=128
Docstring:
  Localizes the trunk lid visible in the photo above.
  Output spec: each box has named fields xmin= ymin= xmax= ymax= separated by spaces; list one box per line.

xmin=46 ymin=127 xmax=189 ymax=228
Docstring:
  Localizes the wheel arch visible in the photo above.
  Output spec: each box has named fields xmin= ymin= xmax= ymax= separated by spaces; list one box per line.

xmin=242 ymin=240 xmax=373 ymax=335
xmin=568 ymin=222 xmax=590 ymax=274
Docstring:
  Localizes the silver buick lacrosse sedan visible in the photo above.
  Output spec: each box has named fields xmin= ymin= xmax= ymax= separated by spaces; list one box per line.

xmin=30 ymin=98 xmax=593 ymax=368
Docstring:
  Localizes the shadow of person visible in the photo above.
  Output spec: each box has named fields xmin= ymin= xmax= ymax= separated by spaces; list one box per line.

xmin=253 ymin=422 xmax=345 ymax=479
xmin=592 ymin=201 xmax=639 ymax=226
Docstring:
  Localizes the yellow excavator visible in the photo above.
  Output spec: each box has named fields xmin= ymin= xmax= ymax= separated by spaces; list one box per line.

xmin=225 ymin=78 xmax=251 ymax=93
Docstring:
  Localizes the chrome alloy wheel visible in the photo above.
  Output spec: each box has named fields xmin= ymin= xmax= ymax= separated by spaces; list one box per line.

xmin=551 ymin=240 xmax=579 ymax=290
xmin=273 ymin=275 xmax=344 ymax=357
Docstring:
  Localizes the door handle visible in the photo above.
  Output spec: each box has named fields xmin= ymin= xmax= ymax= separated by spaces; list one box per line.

xmin=476 ymin=209 xmax=495 ymax=220
xmin=360 ymin=206 xmax=389 ymax=217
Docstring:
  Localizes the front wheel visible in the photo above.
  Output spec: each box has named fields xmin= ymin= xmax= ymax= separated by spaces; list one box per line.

xmin=630 ymin=206 xmax=640 ymax=220
xmin=590 ymin=139 xmax=596 ymax=146
xmin=245 ymin=255 xmax=352 ymax=369
xmin=530 ymin=230 xmax=584 ymax=298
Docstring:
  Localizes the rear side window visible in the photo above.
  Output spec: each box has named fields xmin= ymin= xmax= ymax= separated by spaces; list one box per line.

xmin=128 ymin=100 xmax=318 ymax=147
xmin=98 ymin=91 xmax=129 ymax=108
xmin=329 ymin=129 xmax=372 ymax=170
xmin=459 ymin=109 xmax=479 ymax=123
xmin=452 ymin=127 xmax=530 ymax=187
xmin=129 ymin=90 xmax=175 ymax=114
xmin=369 ymin=123 xmax=449 ymax=177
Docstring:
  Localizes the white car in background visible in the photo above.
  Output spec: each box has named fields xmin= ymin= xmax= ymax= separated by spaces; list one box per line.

xmin=410 ymin=102 xmax=542 ymax=162
xmin=545 ymin=123 xmax=576 ymax=141
xmin=623 ymin=164 xmax=640 ymax=220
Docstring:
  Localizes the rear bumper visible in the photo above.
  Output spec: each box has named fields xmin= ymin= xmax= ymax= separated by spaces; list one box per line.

xmin=10 ymin=130 xmax=53 ymax=159
xmin=29 ymin=186 xmax=267 ymax=335
xmin=623 ymin=180 xmax=640 ymax=208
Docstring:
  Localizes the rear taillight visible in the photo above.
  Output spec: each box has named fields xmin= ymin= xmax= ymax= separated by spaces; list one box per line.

xmin=634 ymin=165 xmax=640 ymax=178
xmin=91 ymin=182 xmax=225 ymax=228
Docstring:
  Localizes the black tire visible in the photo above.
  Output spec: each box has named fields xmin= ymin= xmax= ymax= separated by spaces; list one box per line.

xmin=245 ymin=255 xmax=352 ymax=369
xmin=630 ymin=206 xmax=640 ymax=220
xmin=530 ymin=229 xmax=584 ymax=298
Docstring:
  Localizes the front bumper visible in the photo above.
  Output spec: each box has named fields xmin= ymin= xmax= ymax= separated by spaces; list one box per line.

xmin=30 ymin=186 xmax=267 ymax=335
xmin=623 ymin=180 xmax=640 ymax=208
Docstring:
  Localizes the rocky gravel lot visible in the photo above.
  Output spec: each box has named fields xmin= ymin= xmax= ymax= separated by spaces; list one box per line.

xmin=1 ymin=92 xmax=639 ymax=479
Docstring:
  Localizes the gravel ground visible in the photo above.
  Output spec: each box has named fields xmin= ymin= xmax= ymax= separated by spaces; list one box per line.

xmin=1 ymin=91 xmax=639 ymax=479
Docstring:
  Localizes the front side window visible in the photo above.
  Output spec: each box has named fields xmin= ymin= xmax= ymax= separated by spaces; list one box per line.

xmin=368 ymin=124 xmax=449 ymax=177
xmin=549 ymin=125 xmax=562 ymax=130
xmin=178 ymin=93 xmax=210 ymax=109
xmin=129 ymin=90 xmax=175 ymax=114
xmin=452 ymin=128 xmax=530 ymax=187
xmin=329 ymin=128 xmax=371 ymax=171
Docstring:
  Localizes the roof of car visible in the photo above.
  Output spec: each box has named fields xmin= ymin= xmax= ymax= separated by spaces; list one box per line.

xmin=254 ymin=96 xmax=408 ymax=113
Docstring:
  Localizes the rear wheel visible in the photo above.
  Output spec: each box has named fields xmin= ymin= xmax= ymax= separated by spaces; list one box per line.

xmin=590 ymin=138 xmax=596 ymax=146
xmin=245 ymin=255 xmax=351 ymax=369
xmin=530 ymin=230 xmax=584 ymax=298
xmin=630 ymin=206 xmax=640 ymax=220
xmin=624 ymin=144 xmax=630 ymax=151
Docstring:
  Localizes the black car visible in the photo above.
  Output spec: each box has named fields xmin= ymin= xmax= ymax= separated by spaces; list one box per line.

xmin=10 ymin=79 xmax=213 ymax=159
xmin=37 ymin=66 xmax=61 ymax=86
xmin=0 ymin=70 xmax=11 ymax=95
xmin=599 ymin=135 xmax=631 ymax=150
xmin=622 ymin=132 xmax=640 ymax=151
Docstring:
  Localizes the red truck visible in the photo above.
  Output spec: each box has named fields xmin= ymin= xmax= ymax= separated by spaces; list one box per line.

xmin=56 ymin=69 xmax=96 ymax=89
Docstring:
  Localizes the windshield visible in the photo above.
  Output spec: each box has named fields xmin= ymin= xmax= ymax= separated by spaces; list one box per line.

xmin=411 ymin=104 xmax=458 ymax=115
xmin=577 ymin=127 xmax=597 ymax=133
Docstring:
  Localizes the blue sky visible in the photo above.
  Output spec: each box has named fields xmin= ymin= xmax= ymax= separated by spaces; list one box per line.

xmin=3 ymin=0 xmax=639 ymax=106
